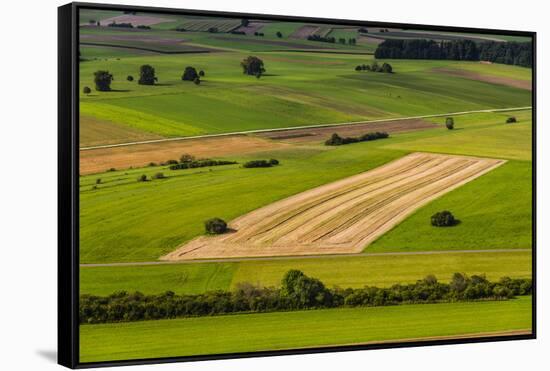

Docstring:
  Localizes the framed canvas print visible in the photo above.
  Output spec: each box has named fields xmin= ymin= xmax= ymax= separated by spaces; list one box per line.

xmin=58 ymin=2 xmax=536 ymax=368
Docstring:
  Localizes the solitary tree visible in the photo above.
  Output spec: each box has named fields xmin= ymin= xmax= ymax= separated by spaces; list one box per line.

xmin=93 ymin=70 xmax=113 ymax=91
xmin=241 ymin=56 xmax=266 ymax=76
xmin=193 ymin=77 xmax=201 ymax=85
xmin=205 ymin=218 xmax=227 ymax=234
xmin=138 ymin=64 xmax=157 ymax=85
xmin=83 ymin=86 xmax=91 ymax=94
xmin=199 ymin=70 xmax=205 ymax=77
xmin=431 ymin=211 xmax=457 ymax=227
xmin=355 ymin=65 xmax=362 ymax=71
xmin=506 ymin=116 xmax=517 ymax=124
xmin=182 ymin=66 xmax=198 ymax=81
xmin=276 ymin=31 xmax=282 ymax=38
xmin=381 ymin=62 xmax=393 ymax=73
xmin=127 ymin=75 xmax=134 ymax=82
xmin=445 ymin=117 xmax=455 ymax=130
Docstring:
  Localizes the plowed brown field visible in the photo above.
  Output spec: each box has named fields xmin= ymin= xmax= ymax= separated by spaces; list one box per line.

xmin=163 ymin=153 xmax=505 ymax=261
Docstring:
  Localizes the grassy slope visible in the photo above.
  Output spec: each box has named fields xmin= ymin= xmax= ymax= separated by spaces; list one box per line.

xmin=79 ymin=44 xmax=531 ymax=143
xmin=80 ymin=296 xmax=532 ymax=362
xmin=79 ymin=147 xmax=406 ymax=263
xmin=80 ymin=250 xmax=531 ymax=295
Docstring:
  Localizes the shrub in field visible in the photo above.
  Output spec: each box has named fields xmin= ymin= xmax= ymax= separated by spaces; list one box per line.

xmin=182 ymin=66 xmax=198 ymax=81
xmin=148 ymin=162 xmax=157 ymax=167
xmin=153 ymin=172 xmax=165 ymax=179
xmin=506 ymin=116 xmax=517 ymax=123
xmin=79 ymin=271 xmax=532 ymax=324
xmin=276 ymin=31 xmax=282 ymax=38
xmin=199 ymin=70 xmax=205 ymax=77
xmin=108 ymin=167 xmax=116 ymax=172
xmin=241 ymin=56 xmax=266 ymax=76
xmin=180 ymin=153 xmax=195 ymax=163
xmin=194 ymin=77 xmax=201 ymax=85
xmin=431 ymin=210 xmax=457 ymax=227
xmin=136 ymin=25 xmax=151 ymax=30
xmin=243 ymin=159 xmax=279 ymax=168
xmin=126 ymin=75 xmax=134 ymax=82
xmin=83 ymin=86 xmax=91 ymax=94
xmin=138 ymin=64 xmax=157 ymax=85
xmin=137 ymin=174 xmax=148 ymax=182
xmin=445 ymin=117 xmax=455 ymax=130
xmin=381 ymin=62 xmax=393 ymax=73
xmin=164 ymin=159 xmax=178 ymax=165
xmin=208 ymin=27 xmax=218 ymax=33
xmin=93 ymin=70 xmax=113 ymax=91
xmin=95 ymin=178 xmax=101 ymax=185
xmin=205 ymin=218 xmax=227 ymax=234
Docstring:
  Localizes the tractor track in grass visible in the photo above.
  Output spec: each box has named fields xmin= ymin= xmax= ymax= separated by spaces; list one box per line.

xmin=80 ymin=106 xmax=532 ymax=151
xmin=80 ymin=248 xmax=530 ymax=267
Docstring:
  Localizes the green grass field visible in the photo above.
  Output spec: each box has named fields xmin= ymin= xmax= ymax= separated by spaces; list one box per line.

xmin=79 ymin=109 xmax=532 ymax=263
xmin=79 ymin=42 xmax=531 ymax=144
xmin=79 ymin=296 xmax=532 ymax=362
xmin=80 ymin=250 xmax=531 ymax=295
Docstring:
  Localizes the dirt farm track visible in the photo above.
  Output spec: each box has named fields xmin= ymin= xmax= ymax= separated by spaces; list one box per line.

xmin=163 ymin=152 xmax=505 ymax=261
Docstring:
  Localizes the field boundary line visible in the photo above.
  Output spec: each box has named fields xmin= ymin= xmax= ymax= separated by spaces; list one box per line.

xmin=80 ymin=248 xmax=531 ymax=267
xmin=80 ymin=106 xmax=532 ymax=151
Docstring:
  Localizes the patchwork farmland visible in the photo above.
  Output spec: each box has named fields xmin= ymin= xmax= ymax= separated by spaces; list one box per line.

xmin=77 ymin=7 xmax=533 ymax=363
xmin=164 ymin=153 xmax=504 ymax=260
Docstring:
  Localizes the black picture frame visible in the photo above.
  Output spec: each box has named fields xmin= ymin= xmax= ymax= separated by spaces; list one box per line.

xmin=58 ymin=2 xmax=537 ymax=368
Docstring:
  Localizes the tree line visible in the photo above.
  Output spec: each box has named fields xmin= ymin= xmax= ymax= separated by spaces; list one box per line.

xmin=374 ymin=39 xmax=532 ymax=67
xmin=325 ymin=131 xmax=389 ymax=146
xmin=80 ymin=270 xmax=532 ymax=324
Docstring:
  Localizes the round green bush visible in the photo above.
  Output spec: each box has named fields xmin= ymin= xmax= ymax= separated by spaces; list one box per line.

xmin=431 ymin=211 xmax=457 ymax=227
xmin=205 ymin=218 xmax=227 ymax=234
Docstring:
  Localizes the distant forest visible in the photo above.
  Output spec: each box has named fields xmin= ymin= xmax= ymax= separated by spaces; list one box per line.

xmin=374 ymin=39 xmax=532 ymax=67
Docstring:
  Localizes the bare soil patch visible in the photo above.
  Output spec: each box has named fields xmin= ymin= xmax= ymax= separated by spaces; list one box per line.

xmin=163 ymin=153 xmax=505 ymax=261
xmin=80 ymin=116 xmax=163 ymax=148
xmin=99 ymin=14 xmax=174 ymax=26
xmin=434 ymin=67 xmax=531 ymax=90
xmin=258 ymin=119 xmax=437 ymax=143
xmin=290 ymin=25 xmax=320 ymax=39
xmin=80 ymin=135 xmax=289 ymax=175
xmin=235 ymin=22 xmax=267 ymax=35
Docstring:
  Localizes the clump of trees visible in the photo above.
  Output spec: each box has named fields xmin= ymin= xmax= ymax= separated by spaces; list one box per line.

xmin=138 ymin=64 xmax=157 ymax=85
xmin=169 ymin=159 xmax=237 ymax=170
xmin=93 ymin=70 xmax=113 ymax=91
xmin=431 ymin=211 xmax=458 ymax=227
xmin=83 ymin=86 xmax=91 ymax=94
xmin=205 ymin=217 xmax=227 ymax=234
xmin=79 ymin=270 xmax=532 ymax=324
xmin=136 ymin=25 xmax=151 ymax=30
xmin=108 ymin=22 xmax=133 ymax=28
xmin=445 ymin=117 xmax=455 ymax=130
xmin=355 ymin=61 xmax=393 ymax=73
xmin=182 ymin=66 xmax=199 ymax=81
xmin=325 ymin=132 xmax=389 ymax=146
xmin=375 ymin=39 xmax=532 ymax=67
xmin=308 ymin=34 xmax=336 ymax=43
xmin=241 ymin=56 xmax=266 ymax=77
xmin=506 ymin=116 xmax=517 ymax=124
xmin=243 ymin=159 xmax=280 ymax=168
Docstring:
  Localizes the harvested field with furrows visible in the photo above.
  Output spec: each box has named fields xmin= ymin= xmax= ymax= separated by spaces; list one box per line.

xmin=163 ymin=153 xmax=505 ymax=260
xmin=289 ymin=25 xmax=321 ymax=39
xmin=98 ymin=14 xmax=174 ymax=26
xmin=258 ymin=119 xmax=437 ymax=143
xmin=79 ymin=135 xmax=290 ymax=175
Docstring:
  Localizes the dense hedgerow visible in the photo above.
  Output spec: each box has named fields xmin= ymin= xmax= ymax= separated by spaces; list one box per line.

xmin=108 ymin=22 xmax=134 ymax=28
xmin=79 ymin=270 xmax=532 ymax=324
xmin=325 ymin=132 xmax=389 ymax=146
xmin=243 ymin=159 xmax=280 ymax=168
xmin=169 ymin=159 xmax=237 ymax=170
